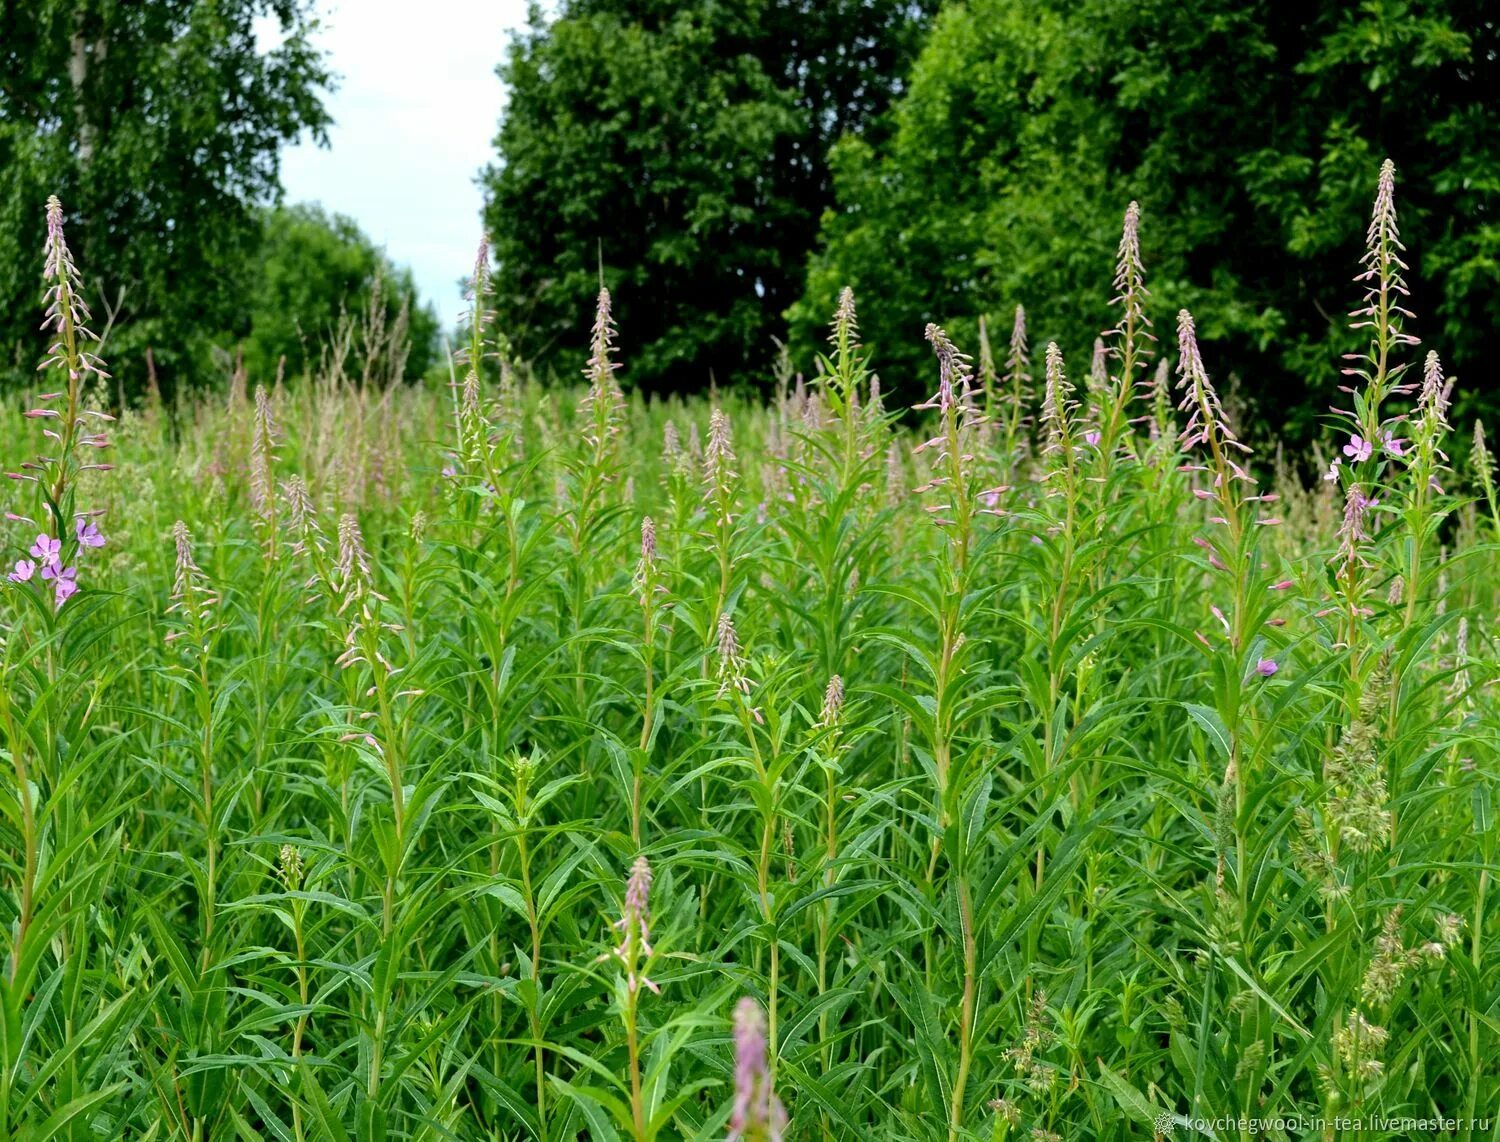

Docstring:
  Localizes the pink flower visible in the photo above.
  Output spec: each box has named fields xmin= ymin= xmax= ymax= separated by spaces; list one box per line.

xmin=48 ymin=564 xmax=77 ymax=606
xmin=610 ymin=855 xmax=659 ymax=996
xmin=1083 ymin=430 xmax=1101 ymax=446
xmin=9 ymin=559 xmax=35 ymax=583
xmin=1323 ymin=457 xmax=1341 ymax=482
xmin=1379 ymin=430 xmax=1406 ymax=458
xmin=75 ymin=518 xmax=104 ymax=548
xmin=1255 ymin=658 xmax=1278 ymax=677
xmin=729 ymin=998 xmax=785 ymax=1141
xmin=29 ymin=533 xmax=60 ymax=567
xmin=1342 ymin=435 xmax=1373 ymax=463
xmin=1269 ymin=580 xmax=1294 ymax=591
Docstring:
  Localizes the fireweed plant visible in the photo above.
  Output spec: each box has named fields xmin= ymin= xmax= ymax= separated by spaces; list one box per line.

xmin=0 ymin=169 xmax=1496 ymax=1141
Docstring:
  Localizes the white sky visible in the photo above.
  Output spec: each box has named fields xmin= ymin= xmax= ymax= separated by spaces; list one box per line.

xmin=258 ymin=0 xmax=533 ymax=327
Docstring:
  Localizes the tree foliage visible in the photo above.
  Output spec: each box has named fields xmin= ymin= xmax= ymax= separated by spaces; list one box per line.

xmin=245 ymin=204 xmax=438 ymax=384
xmin=0 ymin=0 xmax=332 ymax=395
xmin=483 ymin=0 xmax=935 ymax=393
xmin=793 ymin=0 xmax=1500 ymax=440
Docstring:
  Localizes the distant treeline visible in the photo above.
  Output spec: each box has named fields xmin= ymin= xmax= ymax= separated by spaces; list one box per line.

xmin=486 ymin=0 xmax=1498 ymax=441
xmin=0 ymin=2 xmax=434 ymax=399
xmin=4 ymin=0 xmax=1495 ymax=437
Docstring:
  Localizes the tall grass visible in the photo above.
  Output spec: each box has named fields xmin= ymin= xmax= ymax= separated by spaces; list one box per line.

xmin=0 ymin=168 xmax=1495 ymax=1141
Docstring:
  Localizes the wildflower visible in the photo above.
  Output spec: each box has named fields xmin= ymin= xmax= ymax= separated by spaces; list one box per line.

xmin=829 ymin=285 xmax=858 ymax=351
xmin=1338 ymin=160 xmax=1419 ymax=455
xmin=609 ymin=855 xmax=658 ymax=996
xmin=1039 ymin=342 xmax=1077 ymax=459
xmin=914 ymin=324 xmax=982 ymax=526
xmin=278 ymin=844 xmax=305 ymax=890
xmin=639 ymin=515 xmax=657 ymax=568
xmin=250 ymin=384 xmax=277 ymax=523
xmin=9 ymin=559 xmax=35 ymax=583
xmin=1084 ymin=430 xmax=1101 ymax=446
xmin=1449 ymin=616 xmax=1470 ymax=702
xmin=728 ymin=997 xmax=785 ymax=1141
xmin=1474 ymin=421 xmax=1496 ymax=496
xmin=166 ymin=520 xmax=219 ymax=641
xmin=29 ymin=534 xmax=60 ymax=568
xmin=335 ymin=513 xmax=371 ymax=600
xmin=1255 ymin=658 xmax=1278 ymax=677
xmin=1174 ymin=310 xmax=1245 ymax=455
xmin=885 ymin=439 xmax=905 ymax=503
xmin=1111 ymin=202 xmax=1149 ymax=335
xmin=282 ymin=476 xmax=324 ymax=558
xmin=1088 ymin=337 xmax=1109 ymax=403
xmin=715 ymin=612 xmax=752 ymax=701
xmin=1323 ymin=457 xmax=1342 ymax=482
xmin=1379 ymin=430 xmax=1406 ymax=458
xmin=1417 ymin=350 xmax=1451 ymax=434
xmin=920 ymin=324 xmax=973 ymax=418
xmin=45 ymin=563 xmax=77 ymax=607
xmin=818 ymin=674 xmax=845 ymax=728
xmin=634 ymin=516 xmax=659 ymax=605
xmin=1003 ymin=304 xmax=1032 ymax=440
xmin=1007 ymin=306 xmax=1029 ymax=377
xmin=1335 ymin=485 xmax=1374 ymax=572
xmin=705 ymin=409 xmax=737 ymax=491
xmin=75 ymin=518 xmax=104 ymax=548
xmin=468 ymin=233 xmax=491 ymax=302
xmin=40 ymin=197 xmax=108 ymax=384
xmin=581 ymin=287 xmax=624 ymax=450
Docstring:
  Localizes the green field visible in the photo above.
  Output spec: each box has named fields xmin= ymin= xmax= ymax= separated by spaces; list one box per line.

xmin=1 ymin=174 xmax=1495 ymax=1140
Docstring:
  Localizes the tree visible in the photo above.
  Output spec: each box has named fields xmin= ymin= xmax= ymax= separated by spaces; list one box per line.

xmin=793 ymin=0 xmax=1500 ymax=442
xmin=482 ymin=0 xmax=935 ymax=394
xmin=0 ymin=0 xmax=332 ymax=396
xmin=245 ymin=204 xmax=438 ymax=384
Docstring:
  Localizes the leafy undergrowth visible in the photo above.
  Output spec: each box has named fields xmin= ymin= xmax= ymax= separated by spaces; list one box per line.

xmin=1 ymin=171 xmax=1495 ymax=1141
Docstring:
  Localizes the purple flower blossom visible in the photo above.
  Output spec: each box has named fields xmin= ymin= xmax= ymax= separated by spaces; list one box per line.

xmin=610 ymin=855 xmax=659 ymax=996
xmin=1039 ymin=342 xmax=1076 ymax=458
xmin=75 ymin=518 xmax=104 ymax=548
xmin=1336 ymin=485 xmax=1375 ymax=571
xmin=1343 ymin=435 xmax=1373 ymax=463
xmin=729 ymin=997 xmax=785 ymax=1142
xmin=29 ymin=533 xmax=60 ymax=567
xmin=1255 ymin=658 xmax=1278 ymax=677
xmin=9 ymin=558 xmax=35 ymax=583
xmin=1380 ymin=430 xmax=1406 ymax=458
xmin=48 ymin=564 xmax=77 ymax=606
xmin=1083 ymin=430 xmax=1101 ymax=446
xmin=1323 ymin=457 xmax=1342 ymax=482
xmin=1174 ymin=310 xmax=1244 ymax=455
